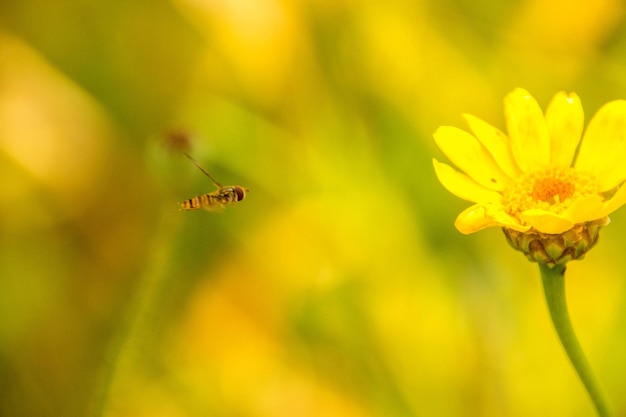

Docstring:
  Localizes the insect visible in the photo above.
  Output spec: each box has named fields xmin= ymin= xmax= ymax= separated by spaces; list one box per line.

xmin=179 ymin=153 xmax=248 ymax=211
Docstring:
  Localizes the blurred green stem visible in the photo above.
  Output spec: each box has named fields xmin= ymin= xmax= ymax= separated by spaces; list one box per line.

xmin=539 ymin=263 xmax=612 ymax=417
xmin=94 ymin=209 xmax=180 ymax=417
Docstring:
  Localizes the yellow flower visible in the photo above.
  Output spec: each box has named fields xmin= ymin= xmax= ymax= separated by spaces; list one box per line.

xmin=433 ymin=88 xmax=626 ymax=235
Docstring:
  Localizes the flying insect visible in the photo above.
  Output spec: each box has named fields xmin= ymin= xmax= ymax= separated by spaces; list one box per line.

xmin=179 ymin=153 xmax=248 ymax=211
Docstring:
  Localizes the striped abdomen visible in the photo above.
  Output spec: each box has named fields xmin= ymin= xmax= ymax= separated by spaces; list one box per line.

xmin=180 ymin=186 xmax=247 ymax=211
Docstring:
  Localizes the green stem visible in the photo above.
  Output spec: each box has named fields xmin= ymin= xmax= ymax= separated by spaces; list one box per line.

xmin=539 ymin=263 xmax=612 ymax=417
xmin=93 ymin=209 xmax=181 ymax=417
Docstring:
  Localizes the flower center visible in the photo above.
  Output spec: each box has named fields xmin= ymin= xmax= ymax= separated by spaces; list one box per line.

xmin=530 ymin=177 xmax=575 ymax=204
xmin=503 ymin=167 xmax=601 ymax=217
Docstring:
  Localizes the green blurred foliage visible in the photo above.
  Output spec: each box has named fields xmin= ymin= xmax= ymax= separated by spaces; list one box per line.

xmin=1 ymin=0 xmax=626 ymax=416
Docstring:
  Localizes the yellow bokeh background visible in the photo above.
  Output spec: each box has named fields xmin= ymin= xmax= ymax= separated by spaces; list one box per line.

xmin=1 ymin=0 xmax=626 ymax=416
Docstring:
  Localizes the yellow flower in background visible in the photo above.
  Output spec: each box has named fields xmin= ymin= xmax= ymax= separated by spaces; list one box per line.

xmin=433 ymin=88 xmax=626 ymax=236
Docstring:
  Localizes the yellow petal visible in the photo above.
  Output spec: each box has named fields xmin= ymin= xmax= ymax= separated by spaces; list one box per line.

xmin=519 ymin=209 xmax=574 ymax=234
xmin=462 ymin=113 xmax=520 ymax=178
xmin=455 ymin=204 xmax=529 ymax=234
xmin=432 ymin=159 xmax=502 ymax=204
xmin=545 ymin=92 xmax=584 ymax=167
xmin=601 ymin=185 xmax=626 ymax=216
xmin=504 ymin=88 xmax=550 ymax=171
xmin=561 ymin=194 xmax=604 ymax=223
xmin=433 ymin=126 xmax=510 ymax=191
xmin=575 ymin=99 xmax=626 ymax=191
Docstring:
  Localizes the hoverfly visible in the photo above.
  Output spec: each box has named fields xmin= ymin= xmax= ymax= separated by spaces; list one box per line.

xmin=179 ymin=152 xmax=248 ymax=211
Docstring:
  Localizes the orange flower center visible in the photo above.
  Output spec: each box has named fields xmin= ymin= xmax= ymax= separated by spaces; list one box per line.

xmin=530 ymin=177 xmax=575 ymax=204
xmin=503 ymin=167 xmax=601 ymax=217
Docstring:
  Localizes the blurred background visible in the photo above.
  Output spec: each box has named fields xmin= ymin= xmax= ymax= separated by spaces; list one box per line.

xmin=2 ymin=0 xmax=626 ymax=416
